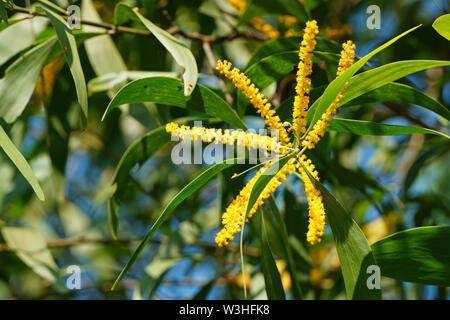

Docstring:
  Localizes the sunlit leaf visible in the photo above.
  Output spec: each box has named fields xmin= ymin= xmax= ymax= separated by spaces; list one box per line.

xmin=114 ymin=3 xmax=197 ymax=96
xmin=308 ymin=25 xmax=422 ymax=128
xmin=329 ymin=119 xmax=449 ymax=139
xmin=432 ymin=14 xmax=450 ymax=40
xmin=0 ymin=125 xmax=45 ymax=201
xmin=102 ymin=77 xmax=246 ymax=130
xmin=0 ymin=37 xmax=57 ymax=123
xmin=372 ymin=226 xmax=450 ymax=286
xmin=40 ymin=3 xmax=88 ymax=119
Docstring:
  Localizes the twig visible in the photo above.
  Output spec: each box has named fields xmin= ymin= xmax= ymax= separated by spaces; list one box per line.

xmin=202 ymin=41 xmax=234 ymax=105
xmin=10 ymin=5 xmax=268 ymax=43
xmin=0 ymin=235 xmax=260 ymax=257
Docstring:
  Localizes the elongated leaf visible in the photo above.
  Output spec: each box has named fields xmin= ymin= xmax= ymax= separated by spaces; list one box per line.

xmin=246 ymin=36 xmax=341 ymax=69
xmin=329 ymin=119 xmax=449 ymax=139
xmin=299 ymin=161 xmax=381 ymax=299
xmin=114 ymin=3 xmax=197 ymax=96
xmin=403 ymin=142 xmax=449 ymax=194
xmin=111 ymin=159 xmax=243 ymax=290
xmin=267 ymin=197 xmax=303 ymax=299
xmin=40 ymin=4 xmax=88 ymax=118
xmin=108 ymin=126 xmax=172 ymax=238
xmin=371 ymin=226 xmax=450 ymax=286
xmin=239 ymin=0 xmax=308 ymax=24
xmin=102 ymin=77 xmax=246 ymax=130
xmin=308 ymin=60 xmax=450 ymax=124
xmin=88 ymin=71 xmax=178 ymax=95
xmin=1 ymin=227 xmax=65 ymax=291
xmin=309 ymin=25 xmax=421 ymax=128
xmin=341 ymin=82 xmax=450 ymax=120
xmin=259 ymin=209 xmax=286 ymax=300
xmin=340 ymin=60 xmax=450 ymax=111
xmin=81 ymin=0 xmax=127 ymax=76
xmin=0 ymin=125 xmax=45 ymax=201
xmin=0 ymin=37 xmax=57 ymax=123
xmin=0 ymin=13 xmax=48 ymax=66
xmin=432 ymin=14 xmax=450 ymax=40
xmin=0 ymin=0 xmax=8 ymax=24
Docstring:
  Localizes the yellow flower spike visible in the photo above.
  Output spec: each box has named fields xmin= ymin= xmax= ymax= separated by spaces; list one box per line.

xmin=215 ymin=157 xmax=298 ymax=247
xmin=296 ymin=155 xmax=326 ymax=245
xmin=165 ymin=123 xmax=288 ymax=154
xmin=216 ymin=60 xmax=292 ymax=147
xmin=292 ymin=20 xmax=319 ymax=135
xmin=301 ymin=40 xmax=356 ymax=149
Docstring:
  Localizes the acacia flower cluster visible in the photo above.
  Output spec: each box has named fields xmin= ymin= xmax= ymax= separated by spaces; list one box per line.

xmin=302 ymin=40 xmax=355 ymax=149
xmin=165 ymin=123 xmax=286 ymax=153
xmin=165 ymin=19 xmax=356 ymax=247
xmin=293 ymin=20 xmax=319 ymax=135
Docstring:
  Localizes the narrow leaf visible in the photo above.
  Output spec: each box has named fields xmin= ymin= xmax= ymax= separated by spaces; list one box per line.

xmin=432 ymin=14 xmax=450 ymax=40
xmin=114 ymin=3 xmax=197 ymax=96
xmin=299 ymin=160 xmax=381 ymax=299
xmin=102 ymin=77 xmax=246 ymax=130
xmin=0 ymin=125 xmax=45 ymax=201
xmin=309 ymin=25 xmax=421 ymax=128
xmin=259 ymin=209 xmax=286 ymax=300
xmin=0 ymin=37 xmax=57 ymax=123
xmin=329 ymin=119 xmax=449 ymax=139
xmin=372 ymin=226 xmax=450 ymax=286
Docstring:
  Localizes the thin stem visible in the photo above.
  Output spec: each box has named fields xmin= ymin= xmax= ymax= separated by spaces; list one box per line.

xmin=9 ymin=5 xmax=268 ymax=43
xmin=202 ymin=41 xmax=234 ymax=105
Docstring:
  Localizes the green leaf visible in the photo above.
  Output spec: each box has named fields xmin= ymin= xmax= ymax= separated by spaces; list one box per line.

xmin=0 ymin=0 xmax=9 ymax=25
xmin=0 ymin=37 xmax=57 ymax=123
xmin=1 ymin=227 xmax=65 ymax=292
xmin=308 ymin=60 xmax=450 ymax=124
xmin=403 ymin=142 xmax=448 ymax=194
xmin=114 ymin=3 xmax=197 ymax=96
xmin=246 ymin=36 xmax=341 ymax=69
xmin=111 ymin=159 xmax=243 ymax=290
xmin=239 ymin=0 xmax=308 ymax=25
xmin=328 ymin=119 xmax=449 ymax=139
xmin=267 ymin=196 xmax=303 ymax=299
xmin=81 ymin=0 xmax=127 ymax=76
xmin=108 ymin=126 xmax=172 ymax=238
xmin=371 ymin=226 xmax=450 ymax=286
xmin=341 ymin=82 xmax=450 ymax=121
xmin=40 ymin=3 xmax=88 ymax=119
xmin=102 ymin=77 xmax=246 ymax=130
xmin=308 ymin=25 xmax=422 ymax=128
xmin=0 ymin=125 xmax=45 ymax=201
xmin=259 ymin=209 xmax=286 ymax=300
xmin=432 ymin=14 xmax=450 ymax=40
xmin=341 ymin=60 xmax=450 ymax=110
xmin=87 ymin=71 xmax=178 ymax=95
xmin=299 ymin=160 xmax=381 ymax=300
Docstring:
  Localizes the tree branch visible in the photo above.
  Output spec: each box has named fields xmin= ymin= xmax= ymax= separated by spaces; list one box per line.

xmin=10 ymin=5 xmax=268 ymax=43
xmin=0 ymin=235 xmax=260 ymax=257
